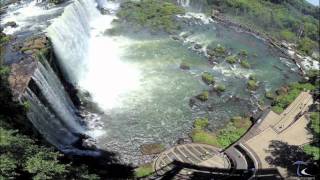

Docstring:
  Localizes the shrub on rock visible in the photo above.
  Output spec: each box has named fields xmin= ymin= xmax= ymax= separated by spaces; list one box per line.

xmin=226 ymin=55 xmax=237 ymax=64
xmin=194 ymin=118 xmax=209 ymax=130
xmin=215 ymin=84 xmax=226 ymax=92
xmin=202 ymin=72 xmax=215 ymax=85
xmin=240 ymin=59 xmax=250 ymax=68
xmin=196 ymin=91 xmax=209 ymax=101
xmin=247 ymin=80 xmax=259 ymax=91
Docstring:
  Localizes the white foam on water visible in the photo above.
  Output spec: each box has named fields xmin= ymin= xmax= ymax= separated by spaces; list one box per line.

xmin=1 ymin=0 xmax=62 ymax=34
xmin=79 ymin=3 xmax=141 ymax=111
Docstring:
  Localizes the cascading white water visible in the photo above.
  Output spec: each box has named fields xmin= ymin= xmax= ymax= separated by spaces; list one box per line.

xmin=46 ymin=0 xmax=100 ymax=84
xmin=177 ymin=0 xmax=190 ymax=7
xmin=22 ymin=59 xmax=83 ymax=148
xmin=47 ymin=0 xmax=140 ymax=110
xmin=33 ymin=59 xmax=83 ymax=132
xmin=23 ymin=88 xmax=78 ymax=148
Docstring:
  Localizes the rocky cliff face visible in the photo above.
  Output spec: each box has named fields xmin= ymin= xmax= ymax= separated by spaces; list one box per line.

xmin=8 ymin=35 xmax=49 ymax=99
xmin=8 ymin=57 xmax=37 ymax=100
xmin=6 ymin=34 xmax=88 ymax=151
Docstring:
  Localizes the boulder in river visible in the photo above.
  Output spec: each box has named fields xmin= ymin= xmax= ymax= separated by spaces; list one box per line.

xmin=4 ymin=21 xmax=17 ymax=28
xmin=194 ymin=43 xmax=202 ymax=50
xmin=180 ymin=62 xmax=190 ymax=70
xmin=140 ymin=143 xmax=165 ymax=155
xmin=276 ymin=86 xmax=289 ymax=95
xmin=82 ymin=138 xmax=97 ymax=150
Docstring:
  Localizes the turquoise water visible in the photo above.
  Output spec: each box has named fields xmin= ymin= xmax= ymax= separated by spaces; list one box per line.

xmin=94 ymin=26 xmax=300 ymax=164
xmin=78 ymin=2 xmax=301 ymax=164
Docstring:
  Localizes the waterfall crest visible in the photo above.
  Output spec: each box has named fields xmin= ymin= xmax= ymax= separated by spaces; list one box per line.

xmin=46 ymin=0 xmax=100 ymax=84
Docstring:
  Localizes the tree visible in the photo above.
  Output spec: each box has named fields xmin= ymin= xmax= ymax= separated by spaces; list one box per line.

xmin=0 ymin=126 xmax=70 ymax=179
xmin=24 ymin=150 xmax=68 ymax=180
xmin=297 ymin=38 xmax=316 ymax=55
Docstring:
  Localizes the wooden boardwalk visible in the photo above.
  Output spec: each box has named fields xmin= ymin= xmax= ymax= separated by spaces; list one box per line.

xmin=227 ymin=92 xmax=313 ymax=177
xmin=151 ymin=92 xmax=314 ymax=179
xmin=153 ymin=143 xmax=230 ymax=176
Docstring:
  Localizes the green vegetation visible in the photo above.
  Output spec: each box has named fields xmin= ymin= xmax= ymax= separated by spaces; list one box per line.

xmin=0 ymin=126 xmax=68 ymax=179
xmin=297 ymin=38 xmax=317 ymax=56
xmin=303 ymin=112 xmax=320 ymax=160
xmin=280 ymin=29 xmax=296 ymax=41
xmin=213 ymin=46 xmax=227 ymax=55
xmin=216 ymin=117 xmax=252 ymax=148
xmin=226 ymin=55 xmax=237 ymax=64
xmin=194 ymin=118 xmax=209 ymax=130
xmin=271 ymin=106 xmax=284 ymax=114
xmin=0 ymin=66 xmax=10 ymax=75
xmin=207 ymin=45 xmax=227 ymax=57
xmin=191 ymin=130 xmax=218 ymax=146
xmin=265 ymin=91 xmax=275 ymax=100
xmin=0 ymin=121 xmax=104 ymax=180
xmin=240 ymin=59 xmax=250 ymax=68
xmin=208 ymin=0 xmax=320 ymax=56
xmin=239 ymin=50 xmax=248 ymax=57
xmin=190 ymin=116 xmax=251 ymax=148
xmin=271 ymin=82 xmax=315 ymax=113
xmin=0 ymin=30 xmax=11 ymax=45
xmin=134 ymin=163 xmax=154 ymax=178
xmin=215 ymin=84 xmax=226 ymax=92
xmin=196 ymin=91 xmax=209 ymax=101
xmin=202 ymin=72 xmax=215 ymax=85
xmin=303 ymin=145 xmax=320 ymax=160
xmin=247 ymin=80 xmax=258 ymax=91
xmin=309 ymin=112 xmax=320 ymax=135
xmin=115 ymin=0 xmax=185 ymax=33
xmin=191 ymin=118 xmax=218 ymax=146
xmin=22 ymin=101 xmax=31 ymax=111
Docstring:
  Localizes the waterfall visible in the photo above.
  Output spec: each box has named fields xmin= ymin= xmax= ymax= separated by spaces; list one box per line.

xmin=23 ymin=87 xmax=78 ymax=148
xmin=46 ymin=0 xmax=100 ymax=84
xmin=177 ymin=0 xmax=190 ymax=7
xmin=21 ymin=59 xmax=83 ymax=149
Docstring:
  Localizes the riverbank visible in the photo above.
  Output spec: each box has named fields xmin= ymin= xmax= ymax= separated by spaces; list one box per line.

xmin=211 ymin=11 xmax=319 ymax=75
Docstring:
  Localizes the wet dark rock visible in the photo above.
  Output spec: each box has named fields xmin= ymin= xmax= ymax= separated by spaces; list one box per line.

xmin=171 ymin=35 xmax=181 ymax=41
xmin=82 ymin=138 xmax=97 ymax=150
xmin=4 ymin=21 xmax=17 ymax=28
xmin=189 ymin=98 xmax=196 ymax=107
xmin=180 ymin=63 xmax=190 ymax=70
xmin=99 ymin=7 xmax=110 ymax=15
xmin=207 ymin=104 xmax=214 ymax=111
xmin=140 ymin=143 xmax=165 ymax=155
xmin=283 ymin=74 xmax=290 ymax=79
xmin=194 ymin=43 xmax=202 ymax=49
xmin=177 ymin=138 xmax=191 ymax=145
